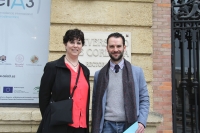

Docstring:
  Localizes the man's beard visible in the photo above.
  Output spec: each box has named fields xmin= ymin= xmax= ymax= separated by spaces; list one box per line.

xmin=109 ymin=51 xmax=124 ymax=61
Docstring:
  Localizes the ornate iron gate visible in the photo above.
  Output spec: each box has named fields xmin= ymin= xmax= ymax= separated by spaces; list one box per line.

xmin=171 ymin=0 xmax=200 ymax=132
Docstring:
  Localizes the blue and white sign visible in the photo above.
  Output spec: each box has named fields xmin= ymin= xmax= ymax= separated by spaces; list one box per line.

xmin=0 ymin=0 xmax=51 ymax=103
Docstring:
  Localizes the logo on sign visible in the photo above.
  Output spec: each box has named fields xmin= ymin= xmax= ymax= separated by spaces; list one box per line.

xmin=0 ymin=0 xmax=41 ymax=13
xmin=30 ymin=55 xmax=38 ymax=63
xmin=15 ymin=54 xmax=24 ymax=63
xmin=34 ymin=86 xmax=39 ymax=93
xmin=3 ymin=87 xmax=13 ymax=93
xmin=0 ymin=55 xmax=6 ymax=63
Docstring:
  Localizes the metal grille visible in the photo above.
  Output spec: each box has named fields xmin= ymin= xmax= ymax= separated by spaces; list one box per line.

xmin=171 ymin=0 xmax=200 ymax=132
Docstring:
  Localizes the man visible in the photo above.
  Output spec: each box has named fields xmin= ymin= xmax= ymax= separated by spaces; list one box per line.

xmin=92 ymin=32 xmax=149 ymax=133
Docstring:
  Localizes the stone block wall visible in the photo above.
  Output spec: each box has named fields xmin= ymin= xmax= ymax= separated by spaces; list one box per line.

xmin=0 ymin=108 xmax=162 ymax=133
xmin=49 ymin=0 xmax=154 ymax=112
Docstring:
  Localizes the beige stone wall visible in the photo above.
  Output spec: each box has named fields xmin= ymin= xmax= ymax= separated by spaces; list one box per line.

xmin=51 ymin=0 xmax=152 ymax=26
xmin=0 ymin=0 xmax=163 ymax=132
xmin=0 ymin=108 xmax=162 ymax=133
xmin=50 ymin=0 xmax=153 ymax=111
xmin=0 ymin=108 xmax=40 ymax=133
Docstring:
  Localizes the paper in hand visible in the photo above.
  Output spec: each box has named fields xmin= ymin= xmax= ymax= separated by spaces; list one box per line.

xmin=123 ymin=121 xmax=138 ymax=133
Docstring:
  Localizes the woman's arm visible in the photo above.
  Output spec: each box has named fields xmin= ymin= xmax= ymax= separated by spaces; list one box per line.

xmin=39 ymin=62 xmax=56 ymax=117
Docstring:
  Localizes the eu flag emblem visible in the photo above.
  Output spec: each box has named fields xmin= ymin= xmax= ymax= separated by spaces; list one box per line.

xmin=3 ymin=87 xmax=13 ymax=93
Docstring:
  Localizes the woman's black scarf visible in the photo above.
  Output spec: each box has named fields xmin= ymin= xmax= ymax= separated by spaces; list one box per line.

xmin=92 ymin=59 xmax=137 ymax=133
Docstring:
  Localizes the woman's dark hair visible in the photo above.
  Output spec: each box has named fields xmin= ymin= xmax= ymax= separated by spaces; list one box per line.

xmin=107 ymin=32 xmax=125 ymax=46
xmin=63 ymin=29 xmax=85 ymax=46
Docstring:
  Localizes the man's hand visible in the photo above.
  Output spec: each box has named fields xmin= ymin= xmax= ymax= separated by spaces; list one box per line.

xmin=136 ymin=123 xmax=145 ymax=133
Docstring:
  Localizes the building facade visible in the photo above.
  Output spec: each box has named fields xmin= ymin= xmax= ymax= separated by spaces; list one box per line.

xmin=1 ymin=0 xmax=199 ymax=133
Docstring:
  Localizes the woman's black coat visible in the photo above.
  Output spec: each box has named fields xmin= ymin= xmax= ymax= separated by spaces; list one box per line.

xmin=37 ymin=55 xmax=90 ymax=133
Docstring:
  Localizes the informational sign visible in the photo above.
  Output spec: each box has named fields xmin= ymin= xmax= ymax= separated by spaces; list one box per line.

xmin=79 ymin=31 xmax=131 ymax=76
xmin=0 ymin=0 xmax=51 ymax=104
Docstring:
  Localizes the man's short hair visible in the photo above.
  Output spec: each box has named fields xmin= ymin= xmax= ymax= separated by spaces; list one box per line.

xmin=63 ymin=29 xmax=85 ymax=46
xmin=107 ymin=32 xmax=125 ymax=46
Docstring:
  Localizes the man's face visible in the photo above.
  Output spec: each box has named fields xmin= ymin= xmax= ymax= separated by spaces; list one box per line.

xmin=107 ymin=37 xmax=126 ymax=63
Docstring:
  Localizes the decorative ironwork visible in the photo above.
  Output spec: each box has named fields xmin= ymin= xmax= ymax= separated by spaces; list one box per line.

xmin=172 ymin=0 xmax=200 ymax=133
xmin=172 ymin=0 xmax=200 ymax=20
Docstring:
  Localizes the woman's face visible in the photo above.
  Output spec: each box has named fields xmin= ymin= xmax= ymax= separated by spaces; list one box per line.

xmin=65 ymin=39 xmax=83 ymax=57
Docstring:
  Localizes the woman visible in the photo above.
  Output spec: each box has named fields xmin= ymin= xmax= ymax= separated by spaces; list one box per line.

xmin=37 ymin=29 xmax=90 ymax=133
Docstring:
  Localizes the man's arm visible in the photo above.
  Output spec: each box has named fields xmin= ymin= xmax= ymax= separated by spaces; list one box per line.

xmin=137 ymin=67 xmax=150 ymax=127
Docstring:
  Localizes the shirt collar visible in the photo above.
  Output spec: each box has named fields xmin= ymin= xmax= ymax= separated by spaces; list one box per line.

xmin=110 ymin=59 xmax=124 ymax=71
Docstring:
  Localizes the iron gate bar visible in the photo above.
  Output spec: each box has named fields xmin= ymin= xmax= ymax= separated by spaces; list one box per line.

xmin=188 ymin=34 xmax=194 ymax=133
xmin=193 ymin=40 xmax=199 ymax=133
xmin=198 ymin=32 xmax=200 ymax=131
xmin=171 ymin=27 xmax=177 ymax=132
xmin=180 ymin=37 xmax=187 ymax=133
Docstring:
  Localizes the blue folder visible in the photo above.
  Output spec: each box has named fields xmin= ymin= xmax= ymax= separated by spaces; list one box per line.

xmin=123 ymin=121 xmax=138 ymax=133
